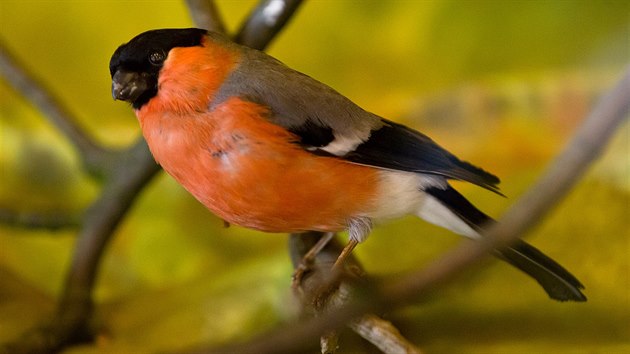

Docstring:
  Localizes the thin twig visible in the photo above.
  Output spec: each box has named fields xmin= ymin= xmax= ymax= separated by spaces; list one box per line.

xmin=202 ymin=68 xmax=630 ymax=354
xmin=0 ymin=39 xmax=120 ymax=179
xmin=185 ymin=0 xmax=227 ymax=33
xmin=320 ymin=330 xmax=339 ymax=354
xmin=350 ymin=314 xmax=423 ymax=354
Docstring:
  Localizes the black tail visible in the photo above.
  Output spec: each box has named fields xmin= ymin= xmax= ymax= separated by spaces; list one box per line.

xmin=425 ymin=185 xmax=586 ymax=302
xmin=496 ymin=240 xmax=586 ymax=301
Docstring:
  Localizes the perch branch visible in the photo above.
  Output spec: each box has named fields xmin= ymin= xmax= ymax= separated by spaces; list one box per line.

xmin=288 ymin=233 xmax=422 ymax=354
xmin=350 ymin=314 xmax=423 ymax=354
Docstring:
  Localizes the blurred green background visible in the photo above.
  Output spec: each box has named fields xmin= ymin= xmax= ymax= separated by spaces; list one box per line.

xmin=1 ymin=1 xmax=628 ymax=353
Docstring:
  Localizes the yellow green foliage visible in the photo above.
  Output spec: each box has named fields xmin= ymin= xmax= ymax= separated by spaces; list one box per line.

xmin=1 ymin=1 xmax=628 ymax=353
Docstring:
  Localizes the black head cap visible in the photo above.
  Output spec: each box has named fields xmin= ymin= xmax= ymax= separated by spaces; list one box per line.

xmin=110 ymin=28 xmax=207 ymax=109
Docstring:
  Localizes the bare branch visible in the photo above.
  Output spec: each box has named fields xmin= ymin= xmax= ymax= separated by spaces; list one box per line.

xmin=2 ymin=139 xmax=161 ymax=354
xmin=202 ymin=68 xmax=630 ymax=354
xmin=485 ymin=67 xmax=630 ymax=242
xmin=0 ymin=209 xmax=80 ymax=230
xmin=185 ymin=0 xmax=227 ymax=33
xmin=196 ymin=232 xmax=418 ymax=354
xmin=0 ymin=39 xmax=120 ymax=178
xmin=60 ymin=138 xmax=160 ymax=308
xmin=350 ymin=315 xmax=423 ymax=354
xmin=319 ymin=330 xmax=339 ymax=354
xmin=227 ymin=233 xmax=419 ymax=354
xmin=235 ymin=0 xmax=305 ymax=50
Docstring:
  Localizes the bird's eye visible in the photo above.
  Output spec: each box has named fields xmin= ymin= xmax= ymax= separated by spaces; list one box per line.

xmin=149 ymin=50 xmax=166 ymax=65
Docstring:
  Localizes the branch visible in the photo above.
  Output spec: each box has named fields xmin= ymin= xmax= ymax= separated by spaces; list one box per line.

xmin=0 ymin=39 xmax=120 ymax=179
xmin=60 ymin=139 xmax=160 ymax=303
xmin=202 ymin=68 xmax=630 ymax=354
xmin=287 ymin=233 xmax=422 ymax=354
xmin=184 ymin=0 xmax=227 ymax=33
xmin=350 ymin=314 xmax=423 ymax=354
xmin=2 ymin=139 xmax=161 ymax=354
xmin=3 ymin=0 xmax=308 ymax=352
xmin=235 ymin=0 xmax=305 ymax=50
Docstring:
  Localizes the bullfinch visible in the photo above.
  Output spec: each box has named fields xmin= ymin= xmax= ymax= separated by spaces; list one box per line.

xmin=110 ymin=28 xmax=586 ymax=302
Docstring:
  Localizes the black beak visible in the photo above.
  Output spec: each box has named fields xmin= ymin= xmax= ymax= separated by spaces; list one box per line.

xmin=111 ymin=70 xmax=147 ymax=102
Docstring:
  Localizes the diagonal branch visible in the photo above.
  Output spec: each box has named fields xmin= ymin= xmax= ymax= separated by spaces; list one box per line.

xmin=0 ymin=39 xmax=120 ymax=179
xmin=185 ymin=0 xmax=227 ymax=33
xmin=60 ymin=139 xmax=160 ymax=307
xmin=1 ymin=139 xmax=161 ymax=354
xmin=235 ymin=0 xmax=305 ymax=50
xmin=201 ymin=68 xmax=630 ymax=354
xmin=288 ymin=233 xmax=422 ymax=354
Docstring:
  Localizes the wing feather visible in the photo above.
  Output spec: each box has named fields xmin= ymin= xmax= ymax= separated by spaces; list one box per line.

xmin=345 ymin=119 xmax=502 ymax=194
xmin=210 ymin=37 xmax=501 ymax=192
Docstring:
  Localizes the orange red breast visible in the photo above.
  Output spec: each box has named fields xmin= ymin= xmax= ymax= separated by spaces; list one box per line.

xmin=137 ymin=39 xmax=380 ymax=232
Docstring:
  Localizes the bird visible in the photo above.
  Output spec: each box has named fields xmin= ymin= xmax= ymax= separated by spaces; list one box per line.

xmin=110 ymin=28 xmax=586 ymax=302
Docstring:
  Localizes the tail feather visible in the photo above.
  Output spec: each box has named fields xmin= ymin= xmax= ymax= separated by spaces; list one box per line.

xmin=424 ymin=185 xmax=587 ymax=302
xmin=496 ymin=240 xmax=586 ymax=301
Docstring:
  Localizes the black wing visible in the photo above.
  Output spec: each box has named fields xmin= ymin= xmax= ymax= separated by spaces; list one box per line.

xmin=345 ymin=119 xmax=502 ymax=194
